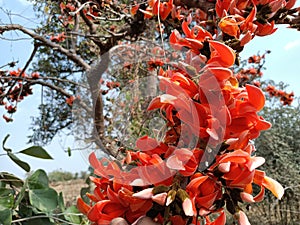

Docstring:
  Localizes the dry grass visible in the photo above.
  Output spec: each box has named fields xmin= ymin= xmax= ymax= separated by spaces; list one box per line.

xmin=50 ymin=179 xmax=89 ymax=207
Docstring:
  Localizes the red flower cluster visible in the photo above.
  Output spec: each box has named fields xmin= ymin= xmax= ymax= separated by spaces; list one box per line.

xmin=100 ymin=80 xmax=121 ymax=95
xmin=216 ymin=0 xmax=296 ymax=44
xmin=77 ymin=15 xmax=284 ymax=224
xmin=66 ymin=95 xmax=77 ymax=106
xmin=1 ymin=69 xmax=39 ymax=122
xmin=266 ymin=85 xmax=294 ymax=105
xmin=50 ymin=32 xmax=66 ymax=42
xmin=235 ymin=52 xmax=294 ymax=105
xmin=136 ymin=0 xmax=174 ymax=21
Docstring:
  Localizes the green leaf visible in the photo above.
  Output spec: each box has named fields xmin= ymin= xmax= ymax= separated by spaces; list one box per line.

xmin=29 ymin=188 xmax=58 ymax=213
xmin=19 ymin=146 xmax=53 ymax=159
xmin=2 ymin=134 xmax=12 ymax=152
xmin=57 ymin=192 xmax=65 ymax=211
xmin=0 ymin=172 xmax=24 ymax=188
xmin=80 ymin=187 xmax=90 ymax=204
xmin=27 ymin=169 xmax=49 ymax=189
xmin=0 ymin=209 xmax=12 ymax=225
xmin=64 ymin=205 xmax=82 ymax=224
xmin=14 ymin=180 xmax=27 ymax=209
xmin=0 ymin=188 xmax=14 ymax=210
xmin=67 ymin=147 xmax=71 ymax=157
xmin=7 ymin=152 xmax=30 ymax=172
xmin=18 ymin=192 xmax=33 ymax=218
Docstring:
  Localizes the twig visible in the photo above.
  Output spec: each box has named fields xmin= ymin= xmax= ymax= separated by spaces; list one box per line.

xmin=0 ymin=75 xmax=88 ymax=88
xmin=0 ymin=36 xmax=32 ymax=41
xmin=11 ymin=214 xmax=82 ymax=225
xmin=0 ymin=24 xmax=91 ymax=71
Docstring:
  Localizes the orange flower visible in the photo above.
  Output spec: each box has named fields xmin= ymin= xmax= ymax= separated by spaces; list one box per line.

xmin=9 ymin=68 xmax=27 ymax=77
xmin=170 ymin=15 xmax=213 ymax=54
xmin=255 ymin=21 xmax=277 ymax=36
xmin=216 ymin=150 xmax=265 ymax=188
xmin=77 ymin=172 xmax=153 ymax=225
xmin=218 ymin=15 xmax=244 ymax=38
xmin=66 ymin=96 xmax=76 ymax=106
xmin=166 ymin=148 xmax=203 ymax=176
xmin=31 ymin=72 xmax=40 ymax=79
xmin=186 ymin=173 xmax=222 ymax=211
xmin=140 ymin=0 xmax=173 ymax=20
xmin=87 ymin=200 xmax=126 ymax=225
xmin=130 ymin=152 xmax=175 ymax=186
xmin=212 ymin=149 xmax=284 ymax=201
xmin=136 ymin=135 xmax=169 ymax=155
xmin=240 ymin=6 xmax=258 ymax=34
xmin=50 ymin=32 xmax=66 ymax=42
xmin=216 ymin=0 xmax=233 ymax=17
xmin=226 ymin=84 xmax=272 ymax=139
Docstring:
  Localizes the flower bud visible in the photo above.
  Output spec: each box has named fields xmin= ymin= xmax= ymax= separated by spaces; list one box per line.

xmin=166 ymin=190 xmax=176 ymax=206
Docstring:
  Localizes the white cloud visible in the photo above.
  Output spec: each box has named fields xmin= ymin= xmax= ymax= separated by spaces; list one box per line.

xmin=284 ymin=39 xmax=300 ymax=51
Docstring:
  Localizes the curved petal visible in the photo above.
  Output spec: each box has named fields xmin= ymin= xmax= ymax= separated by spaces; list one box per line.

xmin=208 ymin=67 xmax=233 ymax=81
xmin=246 ymin=84 xmax=265 ymax=111
xmin=263 ymin=176 xmax=284 ymax=199
xmin=186 ymin=175 xmax=209 ymax=193
xmin=77 ymin=198 xmax=91 ymax=215
xmin=208 ymin=41 xmax=236 ymax=67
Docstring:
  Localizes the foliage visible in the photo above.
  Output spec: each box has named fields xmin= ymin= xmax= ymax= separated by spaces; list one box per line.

xmin=1 ymin=134 xmax=52 ymax=172
xmin=48 ymin=170 xmax=75 ymax=182
xmin=48 ymin=169 xmax=90 ymax=182
xmin=246 ymin=96 xmax=300 ymax=224
xmin=0 ymin=169 xmax=88 ymax=225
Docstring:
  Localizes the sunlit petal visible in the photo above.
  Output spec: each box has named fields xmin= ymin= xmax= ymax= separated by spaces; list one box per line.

xmin=263 ymin=176 xmax=284 ymax=199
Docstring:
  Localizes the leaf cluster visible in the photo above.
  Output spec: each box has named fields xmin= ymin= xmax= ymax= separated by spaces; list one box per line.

xmin=2 ymin=134 xmax=52 ymax=172
xmin=0 ymin=169 xmax=88 ymax=225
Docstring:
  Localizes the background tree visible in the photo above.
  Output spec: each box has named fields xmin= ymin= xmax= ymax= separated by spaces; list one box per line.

xmin=1 ymin=0 xmax=299 ymax=156
xmin=248 ymin=92 xmax=300 ymax=224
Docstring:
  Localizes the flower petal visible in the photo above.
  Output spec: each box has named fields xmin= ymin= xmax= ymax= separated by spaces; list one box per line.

xmin=208 ymin=40 xmax=236 ymax=67
xmin=133 ymin=188 xmax=154 ymax=199
xmin=238 ymin=210 xmax=251 ymax=225
xmin=182 ymin=198 xmax=194 ymax=216
xmin=246 ymin=84 xmax=265 ymax=111
xmin=263 ymin=176 xmax=284 ymax=199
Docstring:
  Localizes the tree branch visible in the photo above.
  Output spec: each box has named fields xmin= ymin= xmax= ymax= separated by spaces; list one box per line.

xmin=30 ymin=80 xmax=93 ymax=116
xmin=0 ymin=24 xmax=91 ymax=71
xmin=173 ymin=0 xmax=216 ymax=12
xmin=1 ymin=76 xmax=93 ymax=117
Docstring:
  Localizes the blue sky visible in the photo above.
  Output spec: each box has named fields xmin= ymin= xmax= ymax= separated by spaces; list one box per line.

xmin=1 ymin=0 xmax=300 ymax=178
xmin=0 ymin=0 xmax=90 ymax=178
